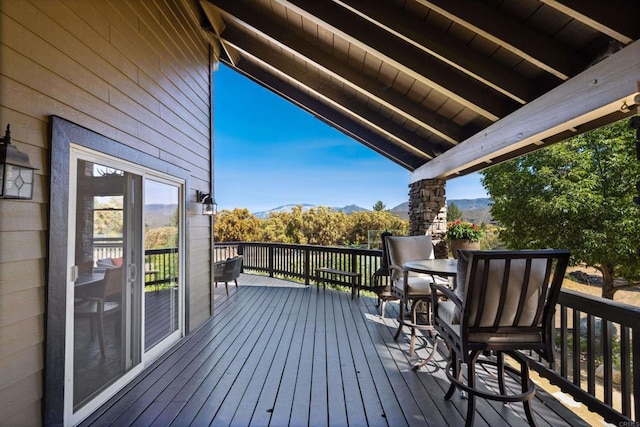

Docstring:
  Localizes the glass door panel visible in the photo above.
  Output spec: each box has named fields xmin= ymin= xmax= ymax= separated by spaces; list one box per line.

xmin=143 ymin=179 xmax=181 ymax=351
xmin=71 ymin=159 xmax=142 ymax=411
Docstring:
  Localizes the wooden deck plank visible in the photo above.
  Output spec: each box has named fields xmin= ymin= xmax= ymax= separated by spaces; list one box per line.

xmin=342 ymin=294 xmax=412 ymax=427
xmin=361 ymin=296 xmax=493 ymax=427
xmin=337 ymin=296 xmax=390 ymax=427
xmin=206 ymin=287 xmax=299 ymax=425
xmin=309 ymin=288 xmax=329 ymax=426
xmin=82 ymin=276 xmax=589 ymax=427
xmin=182 ymin=287 xmax=292 ymax=425
xmin=242 ymin=288 xmax=307 ymax=426
xmin=325 ymin=291 xmax=349 ymax=426
xmin=267 ymin=285 xmax=314 ymax=426
xmin=115 ymin=286 xmax=275 ymax=425
xmin=330 ymin=291 xmax=370 ymax=426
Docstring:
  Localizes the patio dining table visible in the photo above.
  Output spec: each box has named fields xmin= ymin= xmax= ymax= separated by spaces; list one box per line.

xmin=402 ymin=258 xmax=458 ymax=369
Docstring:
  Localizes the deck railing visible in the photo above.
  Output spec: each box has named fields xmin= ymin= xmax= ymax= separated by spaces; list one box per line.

xmin=214 ymin=241 xmax=383 ymax=288
xmin=215 ymin=241 xmax=638 ymax=424
xmin=93 ymin=239 xmax=177 ymax=288
xmin=529 ymin=289 xmax=640 ymax=424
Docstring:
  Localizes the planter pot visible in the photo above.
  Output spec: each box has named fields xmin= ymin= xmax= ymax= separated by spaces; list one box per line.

xmin=449 ymin=239 xmax=480 ymax=258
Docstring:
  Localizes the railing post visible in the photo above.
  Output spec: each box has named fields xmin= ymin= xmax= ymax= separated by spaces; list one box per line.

xmin=304 ymin=246 xmax=310 ymax=286
xmin=268 ymin=245 xmax=274 ymax=277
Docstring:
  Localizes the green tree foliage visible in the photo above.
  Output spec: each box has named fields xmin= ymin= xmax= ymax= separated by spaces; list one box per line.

xmin=145 ymin=227 xmax=178 ymax=249
xmin=346 ymin=210 xmax=408 ymax=245
xmin=93 ymin=197 xmax=123 ymax=237
xmin=262 ymin=206 xmax=349 ymax=246
xmin=480 ymin=120 xmax=640 ymax=299
xmin=215 ymin=208 xmax=263 ymax=242
xmin=372 ymin=200 xmax=386 ymax=211
xmin=447 ymin=202 xmax=463 ymax=221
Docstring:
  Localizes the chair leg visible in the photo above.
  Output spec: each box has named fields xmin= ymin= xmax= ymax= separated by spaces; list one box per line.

xmin=516 ymin=355 xmax=538 ymax=427
xmin=465 ymin=351 xmax=481 ymax=427
xmin=445 ymin=351 xmax=459 ymax=400
xmin=234 ymin=279 xmax=239 ymax=288
xmin=409 ymin=301 xmax=418 ymax=356
xmin=225 ymin=281 xmax=229 ymax=295
xmin=380 ymin=300 xmax=386 ymax=318
xmin=497 ymin=351 xmax=507 ymax=398
xmin=394 ymin=299 xmax=405 ymax=341
xmin=97 ymin=310 xmax=106 ymax=358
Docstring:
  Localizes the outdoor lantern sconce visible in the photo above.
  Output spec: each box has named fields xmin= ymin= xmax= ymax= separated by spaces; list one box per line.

xmin=0 ymin=124 xmax=37 ymax=200
xmin=197 ymin=191 xmax=217 ymax=216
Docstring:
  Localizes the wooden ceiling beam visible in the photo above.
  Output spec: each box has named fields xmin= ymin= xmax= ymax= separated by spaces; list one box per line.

xmin=415 ymin=0 xmax=587 ymax=80
xmin=334 ymin=0 xmax=535 ymax=104
xmin=204 ymin=0 xmax=464 ymax=145
xmin=411 ymin=40 xmax=640 ymax=182
xmin=540 ymin=0 xmax=638 ymax=44
xmin=216 ymin=25 xmax=438 ymax=161
xmin=272 ymin=0 xmax=519 ymax=121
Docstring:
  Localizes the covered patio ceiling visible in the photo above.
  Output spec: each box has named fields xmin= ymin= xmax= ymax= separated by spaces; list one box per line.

xmin=198 ymin=0 xmax=639 ymax=182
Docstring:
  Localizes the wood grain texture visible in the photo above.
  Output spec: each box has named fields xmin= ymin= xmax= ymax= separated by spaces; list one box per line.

xmin=79 ymin=280 xmax=587 ymax=427
xmin=0 ymin=0 xmax=212 ymax=424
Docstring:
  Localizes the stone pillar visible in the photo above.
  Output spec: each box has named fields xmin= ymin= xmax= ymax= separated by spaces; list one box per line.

xmin=408 ymin=179 xmax=448 ymax=258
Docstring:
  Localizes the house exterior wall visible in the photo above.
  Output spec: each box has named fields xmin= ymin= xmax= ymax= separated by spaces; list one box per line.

xmin=0 ymin=1 xmax=213 ymax=424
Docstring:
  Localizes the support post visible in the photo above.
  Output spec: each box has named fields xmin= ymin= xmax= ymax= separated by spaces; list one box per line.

xmin=408 ymin=179 xmax=448 ymax=258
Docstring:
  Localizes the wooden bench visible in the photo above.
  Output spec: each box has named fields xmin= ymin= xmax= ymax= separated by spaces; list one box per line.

xmin=315 ymin=267 xmax=362 ymax=300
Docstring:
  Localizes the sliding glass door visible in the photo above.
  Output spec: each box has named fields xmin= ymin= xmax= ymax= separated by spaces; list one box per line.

xmin=66 ymin=147 xmax=184 ymax=423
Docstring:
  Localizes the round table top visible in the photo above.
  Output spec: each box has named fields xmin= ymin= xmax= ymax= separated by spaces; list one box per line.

xmin=403 ymin=259 xmax=458 ymax=276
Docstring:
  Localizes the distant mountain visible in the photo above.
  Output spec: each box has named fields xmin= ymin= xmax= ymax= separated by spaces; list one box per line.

xmin=253 ymin=203 xmax=369 ymax=219
xmin=448 ymin=198 xmax=492 ymax=211
xmin=145 ymin=204 xmax=178 ymax=228
xmin=389 ymin=198 xmax=493 ymax=223
xmin=251 ymin=199 xmax=492 ymax=222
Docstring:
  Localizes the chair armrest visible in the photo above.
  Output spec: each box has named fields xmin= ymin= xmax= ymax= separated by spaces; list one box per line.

xmin=430 ymin=283 xmax=462 ymax=310
xmin=388 ymin=264 xmax=404 ymax=275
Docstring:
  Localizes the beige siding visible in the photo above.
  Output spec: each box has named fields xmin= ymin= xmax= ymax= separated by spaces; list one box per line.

xmin=0 ymin=0 xmax=213 ymax=424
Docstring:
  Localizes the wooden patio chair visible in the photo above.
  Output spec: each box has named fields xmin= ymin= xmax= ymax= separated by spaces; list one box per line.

xmin=430 ymin=249 xmax=570 ymax=427
xmin=214 ymin=255 xmax=243 ymax=295
xmin=74 ymin=266 xmax=123 ymax=357
xmin=386 ymin=235 xmax=449 ymax=357
xmin=369 ymin=231 xmax=400 ymax=318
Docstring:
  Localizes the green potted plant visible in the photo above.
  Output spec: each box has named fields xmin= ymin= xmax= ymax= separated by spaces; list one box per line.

xmin=446 ymin=220 xmax=483 ymax=258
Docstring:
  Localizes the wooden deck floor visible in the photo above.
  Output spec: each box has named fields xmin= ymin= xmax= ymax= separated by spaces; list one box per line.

xmin=81 ymin=274 xmax=587 ymax=426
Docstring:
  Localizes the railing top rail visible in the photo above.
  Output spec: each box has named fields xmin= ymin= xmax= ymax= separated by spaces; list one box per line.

xmin=216 ymin=241 xmax=382 ymax=256
xmin=558 ymin=288 xmax=640 ymax=327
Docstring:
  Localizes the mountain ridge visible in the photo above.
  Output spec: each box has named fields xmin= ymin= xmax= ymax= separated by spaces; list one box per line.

xmin=252 ymin=198 xmax=492 ymax=221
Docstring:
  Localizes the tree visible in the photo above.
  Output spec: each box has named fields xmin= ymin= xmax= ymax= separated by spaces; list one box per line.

xmin=480 ymin=119 xmax=640 ymax=299
xmin=214 ymin=208 xmax=262 ymax=242
xmin=447 ymin=202 xmax=463 ymax=221
xmin=346 ymin=210 xmax=408 ymax=245
xmin=372 ymin=200 xmax=386 ymax=211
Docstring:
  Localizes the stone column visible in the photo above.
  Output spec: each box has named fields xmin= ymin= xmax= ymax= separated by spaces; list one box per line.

xmin=408 ymin=179 xmax=448 ymax=258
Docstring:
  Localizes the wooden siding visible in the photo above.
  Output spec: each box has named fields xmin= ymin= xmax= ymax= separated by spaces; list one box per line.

xmin=0 ymin=0 xmax=212 ymax=425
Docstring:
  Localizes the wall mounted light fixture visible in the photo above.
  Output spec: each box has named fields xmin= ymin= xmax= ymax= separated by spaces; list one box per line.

xmin=197 ymin=190 xmax=217 ymax=216
xmin=0 ymin=124 xmax=37 ymax=199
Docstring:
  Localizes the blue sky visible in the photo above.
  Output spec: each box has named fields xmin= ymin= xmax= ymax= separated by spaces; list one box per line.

xmin=214 ymin=65 xmax=487 ymax=213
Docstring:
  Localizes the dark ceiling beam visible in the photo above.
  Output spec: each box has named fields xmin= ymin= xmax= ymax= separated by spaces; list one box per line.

xmin=334 ymin=0 xmax=535 ymax=104
xmin=274 ymin=0 xmax=519 ymax=121
xmin=215 ymin=25 xmax=440 ymax=159
xmin=540 ymin=0 xmax=639 ymax=44
xmin=411 ymin=40 xmax=640 ymax=181
xmin=205 ymin=0 xmax=465 ymax=145
xmin=220 ymin=58 xmax=426 ymax=170
xmin=415 ymin=0 xmax=587 ymax=80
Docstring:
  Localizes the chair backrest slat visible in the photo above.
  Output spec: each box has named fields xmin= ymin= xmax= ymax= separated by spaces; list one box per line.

xmin=462 ymin=250 xmax=570 ymax=332
xmin=387 ymin=235 xmax=434 ymax=281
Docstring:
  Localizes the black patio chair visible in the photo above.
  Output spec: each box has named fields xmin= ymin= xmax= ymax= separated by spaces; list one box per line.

xmin=430 ymin=249 xmax=570 ymax=426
